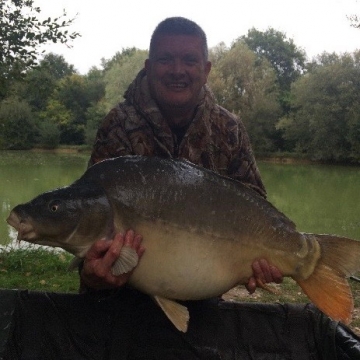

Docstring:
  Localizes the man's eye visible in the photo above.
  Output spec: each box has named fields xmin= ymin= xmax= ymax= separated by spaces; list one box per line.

xmin=157 ymin=57 xmax=171 ymax=64
xmin=184 ymin=57 xmax=198 ymax=65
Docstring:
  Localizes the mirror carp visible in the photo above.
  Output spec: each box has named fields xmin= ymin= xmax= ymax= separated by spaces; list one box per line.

xmin=7 ymin=155 xmax=360 ymax=332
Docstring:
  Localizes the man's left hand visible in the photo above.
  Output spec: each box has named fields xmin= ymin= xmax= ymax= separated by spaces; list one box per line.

xmin=246 ymin=259 xmax=283 ymax=294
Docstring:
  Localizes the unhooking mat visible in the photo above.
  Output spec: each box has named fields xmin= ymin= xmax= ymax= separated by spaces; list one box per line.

xmin=0 ymin=287 xmax=360 ymax=360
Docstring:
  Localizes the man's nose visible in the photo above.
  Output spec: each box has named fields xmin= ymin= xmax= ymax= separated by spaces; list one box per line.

xmin=170 ymin=59 xmax=185 ymax=76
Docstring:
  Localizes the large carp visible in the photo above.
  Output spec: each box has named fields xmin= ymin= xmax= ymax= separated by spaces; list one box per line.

xmin=7 ymin=155 xmax=360 ymax=332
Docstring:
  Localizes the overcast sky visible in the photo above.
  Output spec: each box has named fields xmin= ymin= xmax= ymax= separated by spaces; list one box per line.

xmin=34 ymin=0 xmax=360 ymax=74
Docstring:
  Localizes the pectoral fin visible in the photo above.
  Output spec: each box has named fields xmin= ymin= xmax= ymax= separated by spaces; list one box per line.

xmin=111 ymin=246 xmax=139 ymax=276
xmin=153 ymin=295 xmax=189 ymax=332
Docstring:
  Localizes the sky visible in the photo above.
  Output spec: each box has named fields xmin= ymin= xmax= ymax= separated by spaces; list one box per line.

xmin=33 ymin=0 xmax=360 ymax=74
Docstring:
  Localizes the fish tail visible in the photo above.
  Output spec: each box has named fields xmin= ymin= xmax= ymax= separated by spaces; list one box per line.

xmin=296 ymin=234 xmax=360 ymax=324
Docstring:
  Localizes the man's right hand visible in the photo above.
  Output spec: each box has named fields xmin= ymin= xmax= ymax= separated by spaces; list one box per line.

xmin=80 ymin=229 xmax=145 ymax=291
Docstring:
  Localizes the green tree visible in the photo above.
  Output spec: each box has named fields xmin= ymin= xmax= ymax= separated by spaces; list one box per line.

xmin=346 ymin=103 xmax=360 ymax=160
xmin=14 ymin=54 xmax=75 ymax=111
xmin=37 ymin=121 xmax=60 ymax=149
xmin=39 ymin=53 xmax=76 ymax=80
xmin=82 ymin=66 xmax=106 ymax=145
xmin=348 ymin=12 xmax=360 ymax=28
xmin=35 ymin=65 xmax=105 ymax=147
xmin=84 ymin=66 xmax=105 ymax=104
xmin=101 ymin=47 xmax=138 ymax=72
xmin=241 ymin=28 xmax=306 ymax=93
xmin=0 ymin=0 xmax=80 ymax=99
xmin=104 ymin=48 xmax=148 ymax=109
xmin=38 ymin=98 xmax=71 ymax=146
xmin=279 ymin=51 xmax=360 ymax=162
xmin=241 ymin=27 xmax=306 ymax=121
xmin=49 ymin=74 xmax=89 ymax=144
xmin=0 ymin=96 xmax=37 ymax=149
xmin=208 ymin=41 xmax=281 ymax=152
xmin=85 ymin=100 xmax=107 ymax=146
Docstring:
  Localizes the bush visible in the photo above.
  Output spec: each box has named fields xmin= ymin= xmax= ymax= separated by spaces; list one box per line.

xmin=37 ymin=121 xmax=60 ymax=149
xmin=0 ymin=97 xmax=38 ymax=149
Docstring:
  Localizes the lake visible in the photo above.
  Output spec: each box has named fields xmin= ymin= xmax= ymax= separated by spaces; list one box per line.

xmin=1 ymin=151 xmax=360 ymax=246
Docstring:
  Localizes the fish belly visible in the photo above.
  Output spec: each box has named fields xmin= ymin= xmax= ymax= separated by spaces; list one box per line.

xmin=126 ymin=219 xmax=268 ymax=300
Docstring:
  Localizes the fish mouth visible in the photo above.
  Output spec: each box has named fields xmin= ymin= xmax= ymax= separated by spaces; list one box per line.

xmin=6 ymin=211 xmax=37 ymax=242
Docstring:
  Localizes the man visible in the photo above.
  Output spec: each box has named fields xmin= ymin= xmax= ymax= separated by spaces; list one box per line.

xmin=80 ymin=16 xmax=282 ymax=294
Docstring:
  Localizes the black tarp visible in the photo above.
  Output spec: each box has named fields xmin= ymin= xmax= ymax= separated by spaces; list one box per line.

xmin=0 ymin=288 xmax=360 ymax=360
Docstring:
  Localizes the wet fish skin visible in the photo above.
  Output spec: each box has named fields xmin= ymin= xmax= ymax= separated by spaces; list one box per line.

xmin=6 ymin=155 xmax=360 ymax=332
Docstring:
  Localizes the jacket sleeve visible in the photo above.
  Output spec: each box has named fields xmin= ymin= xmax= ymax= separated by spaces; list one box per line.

xmin=227 ymin=120 xmax=267 ymax=198
xmin=88 ymin=106 xmax=133 ymax=167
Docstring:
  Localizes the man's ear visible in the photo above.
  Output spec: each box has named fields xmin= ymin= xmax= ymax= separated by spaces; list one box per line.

xmin=144 ymin=59 xmax=150 ymax=73
xmin=205 ymin=61 xmax=212 ymax=81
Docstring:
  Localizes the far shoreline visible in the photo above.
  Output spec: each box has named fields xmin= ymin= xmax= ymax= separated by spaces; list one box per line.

xmin=3 ymin=148 xmax=360 ymax=167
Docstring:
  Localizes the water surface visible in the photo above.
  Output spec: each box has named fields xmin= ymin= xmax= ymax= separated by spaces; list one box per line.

xmin=260 ymin=162 xmax=360 ymax=239
xmin=1 ymin=151 xmax=89 ymax=245
xmin=1 ymin=151 xmax=359 ymax=245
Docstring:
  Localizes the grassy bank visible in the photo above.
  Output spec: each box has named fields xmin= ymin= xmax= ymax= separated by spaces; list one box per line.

xmin=30 ymin=145 xmax=91 ymax=154
xmin=0 ymin=247 xmax=78 ymax=292
xmin=1 ymin=247 xmax=360 ymax=336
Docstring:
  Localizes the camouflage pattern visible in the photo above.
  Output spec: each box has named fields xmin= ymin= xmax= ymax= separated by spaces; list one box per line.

xmin=89 ymin=69 xmax=266 ymax=197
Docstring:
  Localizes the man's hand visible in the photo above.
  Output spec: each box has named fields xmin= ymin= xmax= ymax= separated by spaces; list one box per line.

xmin=80 ymin=230 xmax=145 ymax=291
xmin=246 ymin=259 xmax=283 ymax=294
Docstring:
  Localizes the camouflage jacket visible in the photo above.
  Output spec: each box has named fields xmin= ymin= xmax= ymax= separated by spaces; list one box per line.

xmin=89 ymin=69 xmax=266 ymax=197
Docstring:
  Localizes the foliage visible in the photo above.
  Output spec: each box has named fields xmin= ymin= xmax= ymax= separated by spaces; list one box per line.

xmin=18 ymin=66 xmax=56 ymax=110
xmin=0 ymin=0 xmax=80 ymax=99
xmin=0 ymin=22 xmax=360 ymax=163
xmin=101 ymin=47 xmax=139 ymax=72
xmin=85 ymin=100 xmax=107 ymax=146
xmin=279 ymin=51 xmax=360 ymax=162
xmin=37 ymin=121 xmax=60 ymax=149
xmin=83 ymin=67 xmax=107 ymax=145
xmin=13 ymin=54 xmax=75 ymax=113
xmin=0 ymin=96 xmax=38 ymax=149
xmin=39 ymin=53 xmax=76 ymax=80
xmin=209 ymin=41 xmax=281 ymax=152
xmin=348 ymin=13 xmax=360 ymax=29
xmin=38 ymin=98 xmax=72 ymax=127
xmin=37 ymin=98 xmax=71 ymax=147
xmin=49 ymin=74 xmax=88 ymax=144
xmin=1 ymin=55 xmax=105 ymax=150
xmin=241 ymin=28 xmax=306 ymax=93
xmin=84 ymin=66 xmax=106 ymax=104
xmin=241 ymin=28 xmax=306 ymax=117
xmin=104 ymin=48 xmax=148 ymax=109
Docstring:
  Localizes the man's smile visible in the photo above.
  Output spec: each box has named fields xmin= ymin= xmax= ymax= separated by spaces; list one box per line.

xmin=166 ymin=82 xmax=188 ymax=89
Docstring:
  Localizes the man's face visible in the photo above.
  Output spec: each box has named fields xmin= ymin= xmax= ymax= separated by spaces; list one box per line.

xmin=145 ymin=34 xmax=211 ymax=114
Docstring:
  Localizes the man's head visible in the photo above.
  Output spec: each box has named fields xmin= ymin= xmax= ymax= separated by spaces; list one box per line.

xmin=149 ymin=17 xmax=209 ymax=61
xmin=145 ymin=17 xmax=212 ymax=126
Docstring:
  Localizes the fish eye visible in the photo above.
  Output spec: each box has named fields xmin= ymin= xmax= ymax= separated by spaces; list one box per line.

xmin=48 ymin=200 xmax=61 ymax=213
